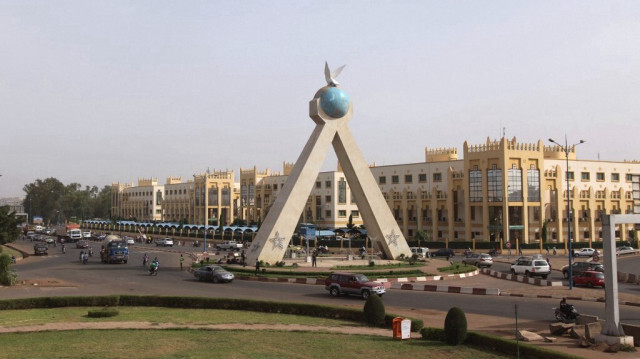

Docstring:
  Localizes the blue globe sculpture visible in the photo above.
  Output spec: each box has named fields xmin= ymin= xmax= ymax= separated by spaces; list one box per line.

xmin=319 ymin=87 xmax=350 ymax=118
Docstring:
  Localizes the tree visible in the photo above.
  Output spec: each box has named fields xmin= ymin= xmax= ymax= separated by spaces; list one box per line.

xmin=414 ymin=230 xmax=428 ymax=246
xmin=0 ymin=206 xmax=24 ymax=245
xmin=542 ymin=222 xmax=548 ymax=243
xmin=347 ymin=214 xmax=354 ymax=229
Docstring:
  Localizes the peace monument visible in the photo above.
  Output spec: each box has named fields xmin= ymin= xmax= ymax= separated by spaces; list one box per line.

xmin=246 ymin=63 xmax=411 ymax=264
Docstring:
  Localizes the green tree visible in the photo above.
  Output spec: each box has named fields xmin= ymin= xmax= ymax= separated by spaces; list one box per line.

xmin=414 ymin=230 xmax=428 ymax=246
xmin=347 ymin=214 xmax=354 ymax=229
xmin=541 ymin=222 xmax=548 ymax=243
xmin=0 ymin=206 xmax=24 ymax=245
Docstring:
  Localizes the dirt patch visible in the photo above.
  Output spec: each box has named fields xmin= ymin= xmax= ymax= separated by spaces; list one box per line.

xmin=13 ymin=278 xmax=77 ymax=288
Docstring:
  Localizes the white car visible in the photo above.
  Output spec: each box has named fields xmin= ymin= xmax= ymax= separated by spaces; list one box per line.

xmin=83 ymin=231 xmax=92 ymax=239
xmin=616 ymin=246 xmax=638 ymax=256
xmin=574 ymin=248 xmax=599 ymax=258
xmin=156 ymin=238 xmax=174 ymax=247
xmin=125 ymin=236 xmax=135 ymax=245
xmin=410 ymin=247 xmax=430 ymax=258
xmin=510 ymin=257 xmax=550 ymax=279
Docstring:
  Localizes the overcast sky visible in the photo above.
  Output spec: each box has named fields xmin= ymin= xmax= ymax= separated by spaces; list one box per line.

xmin=1 ymin=1 xmax=639 ymax=198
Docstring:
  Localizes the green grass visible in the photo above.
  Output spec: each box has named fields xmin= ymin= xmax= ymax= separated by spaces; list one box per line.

xmin=0 ymin=329 xmax=512 ymax=358
xmin=331 ymin=262 xmax=428 ymax=270
xmin=0 ymin=307 xmax=360 ymax=327
xmin=437 ymin=263 xmax=477 ymax=274
xmin=1 ymin=245 xmax=22 ymax=258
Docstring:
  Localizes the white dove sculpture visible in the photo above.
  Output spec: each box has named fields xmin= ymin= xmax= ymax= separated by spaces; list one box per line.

xmin=324 ymin=61 xmax=346 ymax=87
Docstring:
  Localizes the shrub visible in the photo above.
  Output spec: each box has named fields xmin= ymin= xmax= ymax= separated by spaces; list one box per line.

xmin=363 ymin=294 xmax=385 ymax=327
xmin=444 ymin=306 xmax=467 ymax=345
xmin=0 ymin=254 xmax=15 ymax=286
xmin=368 ymin=260 xmax=375 ymax=267
xmin=420 ymin=327 xmax=445 ymax=341
xmin=87 ymin=308 xmax=120 ymax=318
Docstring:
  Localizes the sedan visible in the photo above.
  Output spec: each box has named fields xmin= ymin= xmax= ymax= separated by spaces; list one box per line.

xmin=430 ymin=248 xmax=455 ymax=258
xmin=573 ymin=270 xmax=605 ymax=288
xmin=616 ymin=246 xmax=638 ymax=256
xmin=462 ymin=253 xmax=493 ymax=268
xmin=574 ymin=248 xmax=599 ymax=258
xmin=76 ymin=240 xmax=89 ymax=249
xmin=194 ymin=265 xmax=235 ymax=283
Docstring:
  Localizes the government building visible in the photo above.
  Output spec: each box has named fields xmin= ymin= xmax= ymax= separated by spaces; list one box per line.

xmin=111 ymin=136 xmax=640 ymax=247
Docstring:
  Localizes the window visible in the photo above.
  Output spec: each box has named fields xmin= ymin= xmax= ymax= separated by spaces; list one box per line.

xmin=527 ymin=167 xmax=540 ymax=202
xmin=405 ymin=175 xmax=412 ymax=183
xmin=469 ymin=169 xmax=482 ymax=202
xmin=567 ymin=172 xmax=574 ymax=180
xmin=487 ymin=165 xmax=502 ymax=202
xmin=612 ymin=173 xmax=620 ymax=182
xmin=627 ymin=174 xmax=634 ymax=181
xmin=433 ymin=173 xmax=442 ymax=182
xmin=316 ymin=181 xmax=321 ymax=188
xmin=418 ymin=174 xmax=427 ymax=182
xmin=338 ymin=210 xmax=347 ymax=217
xmin=315 ymin=195 xmax=321 ymax=205
xmin=508 ymin=165 xmax=523 ymax=201
xmin=391 ymin=175 xmax=399 ymax=184
xmin=581 ymin=172 xmax=590 ymax=181
xmin=596 ymin=172 xmax=605 ymax=181
xmin=379 ymin=176 xmax=386 ymax=184
xmin=325 ymin=181 xmax=331 ymax=188
xmin=325 ymin=195 xmax=331 ymax=203
xmin=351 ymin=210 xmax=359 ymax=217
xmin=325 ymin=210 xmax=331 ymax=218
xmin=338 ymin=179 xmax=347 ymax=204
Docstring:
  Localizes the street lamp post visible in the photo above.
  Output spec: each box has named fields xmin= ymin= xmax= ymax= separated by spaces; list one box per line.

xmin=549 ymin=136 xmax=585 ymax=290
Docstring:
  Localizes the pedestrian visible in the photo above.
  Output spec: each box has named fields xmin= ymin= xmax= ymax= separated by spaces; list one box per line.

xmin=552 ymin=246 xmax=557 ymax=255
xmin=179 ymin=254 xmax=184 ymax=271
xmin=518 ymin=246 xmax=523 ymax=256
xmin=312 ymin=250 xmax=317 ymax=267
xmin=545 ymin=246 xmax=549 ymax=255
xmin=255 ymin=259 xmax=261 ymax=275
xmin=241 ymin=250 xmax=246 ymax=267
xmin=546 ymin=257 xmax=551 ymax=269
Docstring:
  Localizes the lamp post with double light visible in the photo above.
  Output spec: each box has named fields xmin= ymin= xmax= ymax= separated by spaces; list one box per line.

xmin=549 ymin=136 xmax=585 ymax=290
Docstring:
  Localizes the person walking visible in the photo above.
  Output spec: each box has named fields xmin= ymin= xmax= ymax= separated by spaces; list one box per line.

xmin=241 ymin=250 xmax=246 ymax=267
xmin=179 ymin=254 xmax=184 ymax=271
xmin=255 ymin=259 xmax=261 ymax=275
xmin=311 ymin=250 xmax=317 ymax=267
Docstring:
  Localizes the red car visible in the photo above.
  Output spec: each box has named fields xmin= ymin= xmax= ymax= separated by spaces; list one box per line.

xmin=573 ymin=270 xmax=605 ymax=288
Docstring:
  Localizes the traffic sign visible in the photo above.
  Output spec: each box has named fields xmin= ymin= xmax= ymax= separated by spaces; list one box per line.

xmin=505 ymin=241 xmax=512 ymax=249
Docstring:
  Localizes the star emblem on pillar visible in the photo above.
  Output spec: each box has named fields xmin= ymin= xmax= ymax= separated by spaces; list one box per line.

xmin=269 ymin=231 xmax=285 ymax=250
xmin=385 ymin=229 xmax=399 ymax=247
xmin=250 ymin=242 xmax=261 ymax=252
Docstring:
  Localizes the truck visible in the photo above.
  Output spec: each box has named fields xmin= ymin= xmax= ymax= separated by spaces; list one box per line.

xmin=215 ymin=240 xmax=243 ymax=251
xmin=100 ymin=234 xmax=129 ymax=264
xmin=56 ymin=223 xmax=83 ymax=243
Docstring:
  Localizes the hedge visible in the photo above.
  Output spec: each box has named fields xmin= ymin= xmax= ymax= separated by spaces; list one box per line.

xmin=0 ymin=295 xmax=423 ymax=332
xmin=220 ymin=266 xmax=426 ymax=278
xmin=421 ymin=327 xmax=583 ymax=359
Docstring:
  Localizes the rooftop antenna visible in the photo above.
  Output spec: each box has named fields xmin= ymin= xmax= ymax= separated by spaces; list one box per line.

xmin=502 ymin=127 xmax=506 ymax=138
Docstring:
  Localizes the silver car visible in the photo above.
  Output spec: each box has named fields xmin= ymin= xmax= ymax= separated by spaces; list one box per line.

xmin=462 ymin=253 xmax=493 ymax=268
xmin=194 ymin=265 xmax=234 ymax=283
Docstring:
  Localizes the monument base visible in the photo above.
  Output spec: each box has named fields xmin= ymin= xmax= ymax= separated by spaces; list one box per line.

xmin=594 ymin=333 xmax=634 ymax=347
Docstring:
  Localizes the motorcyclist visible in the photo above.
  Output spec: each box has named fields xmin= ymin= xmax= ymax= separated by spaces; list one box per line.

xmin=149 ymin=258 xmax=159 ymax=274
xmin=82 ymin=252 xmax=89 ymax=264
xmin=62 ymin=244 xmax=66 ymax=254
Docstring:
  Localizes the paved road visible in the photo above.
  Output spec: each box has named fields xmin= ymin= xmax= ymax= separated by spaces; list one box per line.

xmin=7 ymin=241 xmax=640 ymax=325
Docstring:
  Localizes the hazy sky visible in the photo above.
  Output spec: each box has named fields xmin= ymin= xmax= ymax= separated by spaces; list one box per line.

xmin=2 ymin=1 xmax=640 ymax=198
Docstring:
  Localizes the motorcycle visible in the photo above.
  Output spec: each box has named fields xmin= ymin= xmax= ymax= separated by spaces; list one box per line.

xmin=488 ymin=248 xmax=499 ymax=256
xmin=463 ymin=248 xmax=472 ymax=257
xmin=554 ymin=304 xmax=580 ymax=323
xmin=149 ymin=263 xmax=158 ymax=276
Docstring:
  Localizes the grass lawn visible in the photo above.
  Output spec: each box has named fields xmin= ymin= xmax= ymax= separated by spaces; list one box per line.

xmin=437 ymin=263 xmax=477 ymax=274
xmin=0 ymin=307 xmax=361 ymax=328
xmin=330 ymin=262 xmax=429 ymax=270
xmin=1 ymin=329 xmax=512 ymax=358
xmin=1 ymin=245 xmax=22 ymax=258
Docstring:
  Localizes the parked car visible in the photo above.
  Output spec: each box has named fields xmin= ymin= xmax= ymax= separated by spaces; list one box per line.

xmin=193 ymin=265 xmax=234 ymax=283
xmin=430 ymin=248 xmax=455 ymax=258
xmin=462 ymin=253 xmax=493 ymax=268
xmin=561 ymin=261 xmax=604 ymax=279
xmin=410 ymin=247 xmax=430 ymax=258
xmin=510 ymin=257 xmax=550 ymax=279
xmin=76 ymin=240 xmax=89 ymax=249
xmin=574 ymin=248 xmax=600 ymax=258
xmin=573 ymin=270 xmax=605 ymax=288
xmin=124 ymin=236 xmax=135 ymax=245
xmin=325 ymin=272 xmax=386 ymax=299
xmin=43 ymin=237 xmax=55 ymax=244
xmin=156 ymin=238 xmax=174 ymax=247
xmin=616 ymin=246 xmax=638 ymax=256
xmin=83 ymin=231 xmax=92 ymax=239
xmin=33 ymin=243 xmax=48 ymax=255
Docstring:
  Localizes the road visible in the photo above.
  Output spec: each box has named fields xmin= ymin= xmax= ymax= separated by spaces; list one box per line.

xmin=7 ymin=240 xmax=640 ymax=326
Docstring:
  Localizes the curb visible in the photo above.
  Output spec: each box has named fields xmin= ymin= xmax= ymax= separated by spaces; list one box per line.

xmin=393 ymin=282 xmax=500 ymax=296
xmin=480 ymin=268 xmax=563 ymax=287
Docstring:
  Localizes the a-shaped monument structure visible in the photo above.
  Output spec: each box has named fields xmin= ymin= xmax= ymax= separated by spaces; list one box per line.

xmin=247 ymin=63 xmax=411 ymax=264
